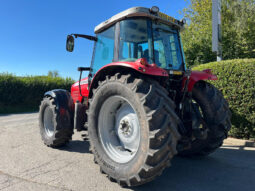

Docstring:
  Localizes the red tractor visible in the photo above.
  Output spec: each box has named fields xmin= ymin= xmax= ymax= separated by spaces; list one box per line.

xmin=39 ymin=6 xmax=231 ymax=187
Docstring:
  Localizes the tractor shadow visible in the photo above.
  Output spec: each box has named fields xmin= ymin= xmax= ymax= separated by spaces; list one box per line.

xmin=133 ymin=146 xmax=255 ymax=191
xmin=58 ymin=133 xmax=91 ymax=154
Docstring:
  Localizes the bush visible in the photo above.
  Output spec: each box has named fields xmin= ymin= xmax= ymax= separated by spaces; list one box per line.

xmin=0 ymin=73 xmax=75 ymax=114
xmin=193 ymin=59 xmax=255 ymax=139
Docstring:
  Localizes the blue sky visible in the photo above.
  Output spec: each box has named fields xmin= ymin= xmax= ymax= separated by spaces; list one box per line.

xmin=0 ymin=0 xmax=189 ymax=80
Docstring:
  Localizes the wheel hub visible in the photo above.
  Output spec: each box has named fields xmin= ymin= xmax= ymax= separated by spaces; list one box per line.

xmin=119 ymin=119 xmax=132 ymax=136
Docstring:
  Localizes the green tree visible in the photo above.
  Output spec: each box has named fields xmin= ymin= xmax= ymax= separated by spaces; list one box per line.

xmin=181 ymin=0 xmax=255 ymax=67
xmin=47 ymin=70 xmax=60 ymax=78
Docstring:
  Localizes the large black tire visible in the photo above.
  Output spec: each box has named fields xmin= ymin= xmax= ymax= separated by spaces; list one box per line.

xmin=88 ymin=73 xmax=181 ymax=187
xmin=179 ymin=81 xmax=231 ymax=156
xmin=39 ymin=97 xmax=73 ymax=147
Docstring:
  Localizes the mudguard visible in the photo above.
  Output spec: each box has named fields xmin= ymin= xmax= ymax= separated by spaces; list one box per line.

xmin=44 ymin=89 xmax=74 ymax=116
xmin=95 ymin=59 xmax=169 ymax=77
xmin=187 ymin=69 xmax=218 ymax=92
xmin=88 ymin=59 xmax=168 ymax=98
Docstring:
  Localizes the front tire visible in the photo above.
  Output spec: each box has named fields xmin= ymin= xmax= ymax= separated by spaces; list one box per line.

xmin=88 ymin=73 xmax=181 ymax=186
xmin=179 ymin=81 xmax=231 ymax=156
xmin=39 ymin=97 xmax=73 ymax=147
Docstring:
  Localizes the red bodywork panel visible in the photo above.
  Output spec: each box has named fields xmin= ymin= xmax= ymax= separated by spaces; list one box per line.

xmin=96 ymin=59 xmax=169 ymax=77
xmin=186 ymin=69 xmax=218 ymax=92
xmin=71 ymin=77 xmax=89 ymax=103
xmin=70 ymin=59 xmax=217 ymax=103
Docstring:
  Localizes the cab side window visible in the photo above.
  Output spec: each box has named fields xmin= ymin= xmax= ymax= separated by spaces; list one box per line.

xmin=91 ymin=26 xmax=115 ymax=75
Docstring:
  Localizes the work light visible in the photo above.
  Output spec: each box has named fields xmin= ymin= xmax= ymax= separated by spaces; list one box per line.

xmin=150 ymin=6 xmax=159 ymax=14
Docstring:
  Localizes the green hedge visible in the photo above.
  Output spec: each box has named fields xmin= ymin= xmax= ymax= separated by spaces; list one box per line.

xmin=0 ymin=73 xmax=74 ymax=114
xmin=193 ymin=59 xmax=255 ymax=139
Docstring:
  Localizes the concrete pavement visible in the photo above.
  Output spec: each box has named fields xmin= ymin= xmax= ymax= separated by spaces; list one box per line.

xmin=0 ymin=112 xmax=255 ymax=191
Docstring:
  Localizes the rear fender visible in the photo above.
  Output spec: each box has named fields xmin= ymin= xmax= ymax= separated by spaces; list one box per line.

xmin=44 ymin=89 xmax=74 ymax=116
xmin=88 ymin=59 xmax=168 ymax=98
xmin=185 ymin=69 xmax=218 ymax=92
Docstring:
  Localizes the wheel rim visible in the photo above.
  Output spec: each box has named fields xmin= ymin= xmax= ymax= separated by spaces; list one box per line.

xmin=98 ymin=96 xmax=140 ymax=163
xmin=43 ymin=106 xmax=54 ymax=137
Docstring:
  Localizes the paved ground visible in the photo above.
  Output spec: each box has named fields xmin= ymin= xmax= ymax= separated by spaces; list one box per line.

xmin=0 ymin=112 xmax=255 ymax=191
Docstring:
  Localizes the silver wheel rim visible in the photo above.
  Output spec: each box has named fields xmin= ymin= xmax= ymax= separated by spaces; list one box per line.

xmin=43 ymin=106 xmax=54 ymax=137
xmin=98 ymin=96 xmax=141 ymax=163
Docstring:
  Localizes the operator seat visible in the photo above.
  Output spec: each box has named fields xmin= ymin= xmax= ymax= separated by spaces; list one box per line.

xmin=143 ymin=49 xmax=160 ymax=66
xmin=138 ymin=46 xmax=143 ymax=58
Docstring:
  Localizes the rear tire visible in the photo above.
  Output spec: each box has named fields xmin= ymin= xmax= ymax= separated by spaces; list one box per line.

xmin=88 ymin=73 xmax=181 ymax=186
xmin=179 ymin=81 xmax=231 ymax=156
xmin=39 ymin=97 xmax=73 ymax=147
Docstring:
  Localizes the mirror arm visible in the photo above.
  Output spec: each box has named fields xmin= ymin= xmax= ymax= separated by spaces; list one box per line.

xmin=71 ymin=34 xmax=97 ymax=42
xmin=77 ymin=67 xmax=90 ymax=72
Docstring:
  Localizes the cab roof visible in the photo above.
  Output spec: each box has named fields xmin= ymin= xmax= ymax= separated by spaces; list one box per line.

xmin=94 ymin=7 xmax=185 ymax=34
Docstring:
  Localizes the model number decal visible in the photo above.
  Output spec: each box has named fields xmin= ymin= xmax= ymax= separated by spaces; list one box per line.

xmin=158 ymin=12 xmax=177 ymax=24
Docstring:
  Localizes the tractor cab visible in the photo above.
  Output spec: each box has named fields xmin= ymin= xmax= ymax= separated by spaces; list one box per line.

xmin=91 ymin=6 xmax=186 ymax=75
xmin=67 ymin=6 xmax=186 ymax=77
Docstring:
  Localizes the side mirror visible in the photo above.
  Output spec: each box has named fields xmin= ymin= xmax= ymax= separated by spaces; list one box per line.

xmin=66 ymin=35 xmax=74 ymax=52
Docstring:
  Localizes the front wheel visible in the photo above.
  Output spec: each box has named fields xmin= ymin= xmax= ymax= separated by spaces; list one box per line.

xmin=179 ymin=81 xmax=231 ymax=156
xmin=88 ymin=73 xmax=181 ymax=187
xmin=39 ymin=97 xmax=73 ymax=147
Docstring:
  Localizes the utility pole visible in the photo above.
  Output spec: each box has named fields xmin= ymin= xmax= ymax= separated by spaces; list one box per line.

xmin=212 ymin=0 xmax=222 ymax=61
